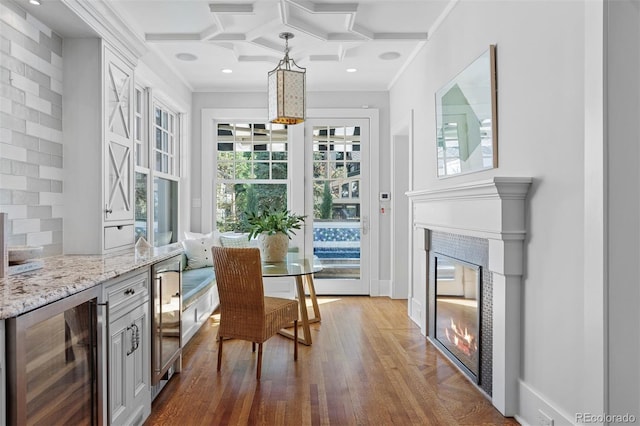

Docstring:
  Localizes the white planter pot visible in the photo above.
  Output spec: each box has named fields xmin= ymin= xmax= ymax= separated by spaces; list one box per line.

xmin=258 ymin=232 xmax=289 ymax=262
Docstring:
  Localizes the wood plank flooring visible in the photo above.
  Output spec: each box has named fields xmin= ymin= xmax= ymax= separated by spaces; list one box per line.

xmin=145 ymin=297 xmax=519 ymax=426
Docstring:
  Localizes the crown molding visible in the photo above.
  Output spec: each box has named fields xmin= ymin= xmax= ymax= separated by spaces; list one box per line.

xmin=61 ymin=0 xmax=147 ymax=66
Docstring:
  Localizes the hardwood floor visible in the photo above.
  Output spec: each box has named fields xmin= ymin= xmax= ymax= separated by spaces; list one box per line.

xmin=145 ymin=297 xmax=518 ymax=426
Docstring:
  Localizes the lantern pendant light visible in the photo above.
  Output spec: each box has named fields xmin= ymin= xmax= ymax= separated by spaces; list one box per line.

xmin=268 ymin=32 xmax=306 ymax=125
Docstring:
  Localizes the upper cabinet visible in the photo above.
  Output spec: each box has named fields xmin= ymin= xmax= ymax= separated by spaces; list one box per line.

xmin=104 ymin=47 xmax=134 ymax=223
xmin=63 ymin=39 xmax=136 ymax=254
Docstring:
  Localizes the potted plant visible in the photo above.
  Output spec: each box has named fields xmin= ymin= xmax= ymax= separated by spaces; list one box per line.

xmin=245 ymin=208 xmax=306 ymax=262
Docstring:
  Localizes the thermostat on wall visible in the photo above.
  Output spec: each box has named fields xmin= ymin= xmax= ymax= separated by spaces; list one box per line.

xmin=379 ymin=192 xmax=390 ymax=201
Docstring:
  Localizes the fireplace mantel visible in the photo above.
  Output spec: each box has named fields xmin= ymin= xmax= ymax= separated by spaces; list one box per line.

xmin=406 ymin=177 xmax=532 ymax=241
xmin=407 ymin=176 xmax=532 ymax=417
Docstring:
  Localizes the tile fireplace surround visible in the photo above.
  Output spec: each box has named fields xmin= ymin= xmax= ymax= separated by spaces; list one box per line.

xmin=406 ymin=177 xmax=532 ymax=416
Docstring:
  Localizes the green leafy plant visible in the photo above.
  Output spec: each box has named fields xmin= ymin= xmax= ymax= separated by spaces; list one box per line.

xmin=244 ymin=208 xmax=306 ymax=240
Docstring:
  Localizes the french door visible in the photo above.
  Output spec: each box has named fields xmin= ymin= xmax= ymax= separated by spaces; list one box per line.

xmin=303 ymin=118 xmax=370 ymax=295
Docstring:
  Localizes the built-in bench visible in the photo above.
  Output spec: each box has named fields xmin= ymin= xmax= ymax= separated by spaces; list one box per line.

xmin=180 ymin=253 xmax=218 ymax=345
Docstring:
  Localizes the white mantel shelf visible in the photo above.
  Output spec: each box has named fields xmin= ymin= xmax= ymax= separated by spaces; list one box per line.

xmin=407 ymin=176 xmax=532 ymax=417
xmin=406 ymin=177 xmax=533 ymax=241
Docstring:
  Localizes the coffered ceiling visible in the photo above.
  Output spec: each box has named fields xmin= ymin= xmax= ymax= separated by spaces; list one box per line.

xmin=113 ymin=0 xmax=450 ymax=92
xmin=19 ymin=0 xmax=452 ymax=92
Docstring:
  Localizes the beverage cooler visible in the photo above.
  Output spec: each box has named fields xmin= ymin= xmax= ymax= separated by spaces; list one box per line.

xmin=151 ymin=255 xmax=182 ymax=386
xmin=6 ymin=286 xmax=105 ymax=425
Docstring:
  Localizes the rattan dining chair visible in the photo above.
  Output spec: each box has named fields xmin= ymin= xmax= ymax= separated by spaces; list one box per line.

xmin=212 ymin=246 xmax=299 ymax=380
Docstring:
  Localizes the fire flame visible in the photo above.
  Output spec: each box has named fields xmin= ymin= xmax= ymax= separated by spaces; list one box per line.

xmin=444 ymin=318 xmax=478 ymax=357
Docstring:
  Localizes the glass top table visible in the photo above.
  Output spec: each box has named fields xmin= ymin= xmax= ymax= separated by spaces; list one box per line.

xmin=261 ymin=255 xmax=323 ymax=277
xmin=261 ymin=255 xmax=322 ymax=345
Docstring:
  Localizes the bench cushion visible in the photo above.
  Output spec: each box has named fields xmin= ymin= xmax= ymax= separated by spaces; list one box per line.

xmin=182 ymin=267 xmax=216 ymax=309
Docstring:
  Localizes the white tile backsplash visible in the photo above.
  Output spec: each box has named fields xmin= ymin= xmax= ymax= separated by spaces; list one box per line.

xmin=0 ymin=174 xmax=27 ymax=191
xmin=12 ymin=218 xmax=39 ymax=234
xmin=26 ymin=230 xmax=52 ymax=246
xmin=25 ymin=92 xmax=52 ymax=115
xmin=0 ymin=2 xmax=39 ymax=42
xmin=0 ymin=143 xmax=27 ymax=162
xmin=1 ymin=3 xmax=63 ymax=255
xmin=10 ymin=71 xmax=39 ymax=95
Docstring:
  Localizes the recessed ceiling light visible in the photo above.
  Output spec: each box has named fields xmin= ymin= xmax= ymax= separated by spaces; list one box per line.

xmin=29 ymin=0 xmax=41 ymax=5
xmin=346 ymin=68 xmax=357 ymax=73
xmin=175 ymin=53 xmax=197 ymax=61
xmin=379 ymin=51 xmax=401 ymax=60
xmin=221 ymin=68 xmax=233 ymax=74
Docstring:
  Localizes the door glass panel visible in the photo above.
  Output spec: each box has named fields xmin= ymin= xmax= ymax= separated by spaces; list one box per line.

xmin=107 ymin=63 xmax=130 ymax=138
xmin=154 ymin=177 xmax=178 ymax=246
xmin=312 ymin=125 xmax=361 ymax=280
xmin=135 ymin=172 xmax=147 ymax=241
xmin=107 ymin=142 xmax=130 ymax=212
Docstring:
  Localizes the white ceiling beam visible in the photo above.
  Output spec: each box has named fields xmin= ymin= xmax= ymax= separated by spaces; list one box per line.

xmin=286 ymin=16 xmax=329 ymax=40
xmin=308 ymin=54 xmax=340 ymax=62
xmin=238 ymin=55 xmax=280 ymax=63
xmin=251 ymin=37 xmax=287 ymax=54
xmin=245 ymin=19 xmax=283 ymax=42
xmin=209 ymin=3 xmax=254 ymax=14
xmin=351 ymin=23 xmax=373 ymax=40
xmin=209 ymin=33 xmax=247 ymax=41
xmin=372 ymin=33 xmax=428 ymax=40
xmin=286 ymin=0 xmax=358 ymax=14
xmin=199 ymin=24 xmax=223 ymax=41
xmin=145 ymin=33 xmax=202 ymax=42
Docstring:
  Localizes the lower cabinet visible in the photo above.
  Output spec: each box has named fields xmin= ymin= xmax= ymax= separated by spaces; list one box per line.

xmin=105 ymin=270 xmax=151 ymax=426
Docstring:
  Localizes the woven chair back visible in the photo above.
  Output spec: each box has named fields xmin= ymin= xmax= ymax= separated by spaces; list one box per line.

xmin=212 ymin=247 xmax=266 ymax=328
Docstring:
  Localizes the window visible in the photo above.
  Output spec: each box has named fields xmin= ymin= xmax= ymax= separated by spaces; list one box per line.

xmin=154 ymin=103 xmax=178 ymax=176
xmin=215 ymin=122 xmax=288 ymax=231
xmin=134 ymin=88 xmax=181 ymax=246
xmin=134 ymin=86 xmax=148 ymax=241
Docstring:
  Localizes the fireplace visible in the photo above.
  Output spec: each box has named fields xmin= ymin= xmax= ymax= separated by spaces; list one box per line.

xmin=433 ymin=253 xmax=481 ymax=382
xmin=407 ymin=177 xmax=532 ymax=415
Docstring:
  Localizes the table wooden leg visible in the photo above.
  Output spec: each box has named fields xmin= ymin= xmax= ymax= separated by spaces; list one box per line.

xmin=304 ymin=274 xmax=321 ymax=324
xmin=278 ymin=275 xmax=313 ymax=345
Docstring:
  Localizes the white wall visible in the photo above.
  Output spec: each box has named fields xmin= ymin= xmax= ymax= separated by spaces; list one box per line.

xmin=191 ymin=91 xmax=393 ymax=283
xmin=390 ymin=1 xmax=587 ymax=423
xmin=606 ymin=0 xmax=640 ymax=420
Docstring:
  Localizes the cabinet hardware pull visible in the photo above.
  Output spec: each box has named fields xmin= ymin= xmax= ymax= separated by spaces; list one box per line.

xmin=124 ymin=288 xmax=135 ymax=296
xmin=132 ymin=323 xmax=140 ymax=352
xmin=126 ymin=325 xmax=135 ymax=356
xmin=105 ymin=208 xmax=113 ymax=214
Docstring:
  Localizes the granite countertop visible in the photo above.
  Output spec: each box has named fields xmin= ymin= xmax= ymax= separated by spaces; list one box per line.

xmin=0 ymin=244 xmax=183 ymax=320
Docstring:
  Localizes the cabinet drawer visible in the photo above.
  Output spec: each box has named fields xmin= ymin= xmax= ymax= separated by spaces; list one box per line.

xmin=104 ymin=270 xmax=149 ymax=314
xmin=104 ymin=225 xmax=134 ymax=251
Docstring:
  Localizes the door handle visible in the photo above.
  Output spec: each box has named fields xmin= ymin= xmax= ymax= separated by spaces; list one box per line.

xmin=361 ymin=215 xmax=369 ymax=235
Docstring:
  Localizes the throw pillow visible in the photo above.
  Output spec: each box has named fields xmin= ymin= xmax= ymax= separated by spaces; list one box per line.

xmin=219 ymin=233 xmax=251 ymax=248
xmin=183 ymin=231 xmax=214 ymax=240
xmin=181 ymin=236 xmax=216 ymax=269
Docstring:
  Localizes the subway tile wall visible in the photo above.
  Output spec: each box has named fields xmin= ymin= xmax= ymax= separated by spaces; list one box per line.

xmin=0 ymin=1 xmax=63 ymax=256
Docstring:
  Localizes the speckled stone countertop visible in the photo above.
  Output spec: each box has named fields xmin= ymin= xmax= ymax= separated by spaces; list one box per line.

xmin=0 ymin=244 xmax=183 ymax=320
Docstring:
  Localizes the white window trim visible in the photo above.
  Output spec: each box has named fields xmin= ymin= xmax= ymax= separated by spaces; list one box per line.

xmin=133 ymin=85 xmax=183 ymax=246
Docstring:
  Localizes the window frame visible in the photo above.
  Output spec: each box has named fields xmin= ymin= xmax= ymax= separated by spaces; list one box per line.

xmin=200 ymin=109 xmax=306 ymax=237
xmin=214 ymin=121 xmax=291 ymax=232
xmin=134 ymin=86 xmax=183 ymax=246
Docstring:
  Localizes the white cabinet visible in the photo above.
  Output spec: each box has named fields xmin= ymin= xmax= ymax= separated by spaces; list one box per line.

xmin=104 ymin=47 xmax=134 ymax=224
xmin=104 ymin=270 xmax=151 ymax=426
xmin=1 ymin=320 xmax=5 ymax=426
xmin=63 ymin=39 xmax=135 ymax=254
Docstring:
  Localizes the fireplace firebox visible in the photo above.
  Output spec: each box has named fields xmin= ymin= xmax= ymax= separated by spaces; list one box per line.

xmin=433 ymin=253 xmax=481 ymax=382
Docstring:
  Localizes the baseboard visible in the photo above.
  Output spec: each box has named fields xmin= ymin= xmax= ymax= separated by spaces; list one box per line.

xmin=518 ymin=379 xmax=574 ymax=426
xmin=409 ymin=297 xmax=422 ymax=330
xmin=378 ymin=279 xmax=391 ymax=297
